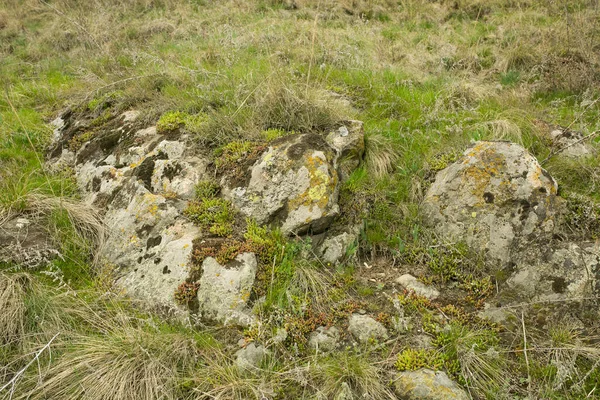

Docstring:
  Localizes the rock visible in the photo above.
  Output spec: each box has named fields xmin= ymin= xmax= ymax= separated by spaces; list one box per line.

xmin=47 ymin=110 xmax=210 ymax=313
xmin=535 ymin=120 xmax=595 ymax=159
xmin=423 ymin=141 xmax=561 ymax=265
xmin=308 ymin=326 xmax=341 ymax=352
xmin=225 ymin=133 xmax=341 ymax=234
xmin=197 ymin=252 xmax=257 ymax=327
xmin=504 ymin=241 xmax=598 ymax=302
xmin=319 ymin=232 xmax=357 ymax=265
xmin=0 ymin=216 xmax=62 ymax=269
xmin=394 ymin=369 xmax=468 ymax=400
xmin=348 ymin=314 xmax=388 ymax=344
xmin=235 ymin=343 xmax=270 ymax=371
xmin=326 ymin=120 xmax=365 ymax=182
xmin=396 ymin=274 xmax=440 ymax=300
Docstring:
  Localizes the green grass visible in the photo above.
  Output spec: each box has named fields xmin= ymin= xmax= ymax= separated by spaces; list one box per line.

xmin=1 ymin=0 xmax=600 ymax=398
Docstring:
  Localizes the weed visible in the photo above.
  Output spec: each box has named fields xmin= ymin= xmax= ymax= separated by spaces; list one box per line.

xmin=184 ymin=198 xmax=235 ymax=237
xmin=194 ymin=180 xmax=220 ymax=199
xmin=395 ymin=348 xmax=445 ymax=371
xmin=174 ymin=281 xmax=200 ymax=306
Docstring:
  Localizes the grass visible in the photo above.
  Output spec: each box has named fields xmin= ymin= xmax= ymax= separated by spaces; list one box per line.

xmin=1 ymin=0 xmax=600 ymax=399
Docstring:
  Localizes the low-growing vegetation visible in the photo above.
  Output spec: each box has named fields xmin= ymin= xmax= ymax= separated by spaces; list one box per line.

xmin=1 ymin=0 xmax=600 ymax=399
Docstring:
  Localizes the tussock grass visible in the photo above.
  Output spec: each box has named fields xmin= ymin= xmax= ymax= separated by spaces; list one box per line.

xmin=0 ymin=273 xmax=29 ymax=347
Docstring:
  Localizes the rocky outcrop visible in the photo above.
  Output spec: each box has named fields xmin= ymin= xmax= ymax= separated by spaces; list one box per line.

xmin=224 ymin=123 xmax=364 ymax=235
xmin=197 ymin=252 xmax=257 ymax=327
xmin=224 ymin=133 xmax=340 ymax=234
xmin=394 ymin=369 xmax=469 ymax=400
xmin=48 ymin=110 xmax=208 ymax=312
xmin=423 ymin=141 xmax=561 ymax=265
xmin=0 ymin=217 xmax=61 ymax=269
xmin=424 ymin=140 xmax=598 ymax=316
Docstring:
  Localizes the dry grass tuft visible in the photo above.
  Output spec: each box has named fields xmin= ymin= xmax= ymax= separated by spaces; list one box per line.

xmin=19 ymin=326 xmax=198 ymax=400
xmin=364 ymin=134 xmax=401 ymax=179
xmin=0 ymin=273 xmax=29 ymax=347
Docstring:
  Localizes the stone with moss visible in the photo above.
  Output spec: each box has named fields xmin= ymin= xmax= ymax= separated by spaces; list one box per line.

xmin=423 ymin=141 xmax=562 ymax=265
xmin=394 ymin=369 xmax=468 ymax=400
xmin=224 ymin=133 xmax=342 ymax=235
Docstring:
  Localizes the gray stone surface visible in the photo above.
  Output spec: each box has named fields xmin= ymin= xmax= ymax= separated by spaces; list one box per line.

xmin=308 ymin=326 xmax=341 ymax=352
xmin=423 ymin=141 xmax=561 ymax=265
xmin=319 ymin=232 xmax=356 ymax=265
xmin=224 ymin=133 xmax=340 ymax=234
xmin=394 ymin=369 xmax=468 ymax=400
xmin=396 ymin=274 xmax=440 ymax=300
xmin=197 ymin=252 xmax=257 ymax=327
xmin=348 ymin=314 xmax=388 ymax=344
xmin=235 ymin=343 xmax=270 ymax=371
xmin=326 ymin=120 xmax=365 ymax=183
xmin=47 ymin=109 xmax=209 ymax=312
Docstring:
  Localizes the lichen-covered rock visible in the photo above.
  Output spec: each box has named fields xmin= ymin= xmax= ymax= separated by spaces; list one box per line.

xmin=348 ymin=314 xmax=388 ymax=344
xmin=396 ymin=274 xmax=440 ymax=300
xmin=47 ymin=109 xmax=209 ymax=312
xmin=318 ymin=232 xmax=357 ymax=265
xmin=326 ymin=120 xmax=365 ymax=182
xmin=423 ymin=141 xmax=561 ymax=265
xmin=308 ymin=326 xmax=341 ymax=352
xmin=197 ymin=252 xmax=257 ymax=327
xmin=0 ymin=217 xmax=62 ymax=269
xmin=224 ymin=133 xmax=340 ymax=234
xmin=394 ymin=369 xmax=468 ymax=400
xmin=503 ymin=241 xmax=598 ymax=302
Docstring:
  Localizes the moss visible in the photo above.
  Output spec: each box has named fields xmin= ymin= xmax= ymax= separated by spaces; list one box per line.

xmin=427 ymin=150 xmax=461 ymax=172
xmin=261 ymin=128 xmax=294 ymax=142
xmin=156 ymin=111 xmax=188 ymax=133
xmin=395 ymin=348 xmax=445 ymax=371
xmin=194 ymin=180 xmax=220 ymax=199
xmin=156 ymin=111 xmax=207 ymax=134
xmin=184 ymin=198 xmax=235 ymax=237
xmin=68 ymin=130 xmax=96 ymax=152
xmin=213 ymin=141 xmax=254 ymax=169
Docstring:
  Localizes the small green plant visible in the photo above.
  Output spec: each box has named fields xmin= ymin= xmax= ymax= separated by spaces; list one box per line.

xmin=214 ymin=141 xmax=254 ymax=169
xmin=184 ymin=198 xmax=235 ymax=237
xmin=157 ymin=111 xmax=188 ymax=133
xmin=260 ymin=128 xmax=293 ymax=142
xmin=194 ymin=180 xmax=220 ymax=199
xmin=427 ymin=150 xmax=461 ymax=172
xmin=174 ymin=281 xmax=200 ymax=305
xmin=395 ymin=348 xmax=445 ymax=371
xmin=68 ymin=130 xmax=96 ymax=152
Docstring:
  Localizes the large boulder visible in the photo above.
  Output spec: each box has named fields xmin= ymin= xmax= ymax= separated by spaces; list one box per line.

xmin=423 ymin=141 xmax=562 ymax=265
xmin=47 ymin=110 xmax=208 ymax=312
xmin=394 ymin=369 xmax=468 ymax=400
xmin=224 ymin=133 xmax=341 ymax=234
xmin=196 ymin=252 xmax=257 ymax=327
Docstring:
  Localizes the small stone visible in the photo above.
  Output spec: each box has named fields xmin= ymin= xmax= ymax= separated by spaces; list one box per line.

xmin=235 ymin=343 xmax=270 ymax=371
xmin=308 ymin=326 xmax=340 ymax=352
xmin=319 ymin=232 xmax=356 ymax=265
xmin=394 ymin=369 xmax=468 ymax=400
xmin=348 ymin=314 xmax=388 ymax=344
xmin=396 ymin=274 xmax=440 ymax=300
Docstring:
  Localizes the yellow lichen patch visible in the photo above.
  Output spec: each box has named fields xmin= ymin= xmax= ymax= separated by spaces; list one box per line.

xmin=288 ymin=152 xmax=336 ymax=214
